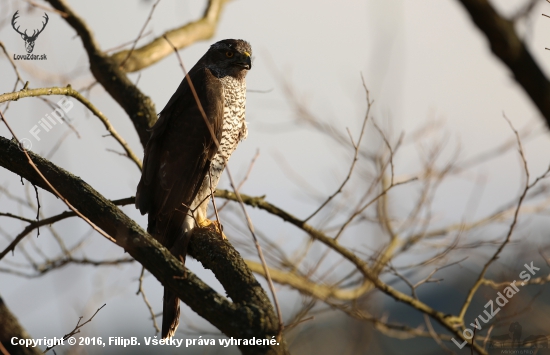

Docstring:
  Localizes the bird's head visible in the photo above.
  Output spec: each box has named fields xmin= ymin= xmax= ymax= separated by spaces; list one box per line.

xmin=204 ymin=39 xmax=252 ymax=80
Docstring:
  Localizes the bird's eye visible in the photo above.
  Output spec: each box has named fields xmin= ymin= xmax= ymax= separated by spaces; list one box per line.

xmin=225 ymin=51 xmax=234 ymax=58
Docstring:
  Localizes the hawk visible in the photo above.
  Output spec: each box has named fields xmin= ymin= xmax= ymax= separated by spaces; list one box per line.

xmin=135 ymin=39 xmax=252 ymax=338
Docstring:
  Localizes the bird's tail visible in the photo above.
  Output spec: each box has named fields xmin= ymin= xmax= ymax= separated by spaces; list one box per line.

xmin=162 ymin=288 xmax=180 ymax=339
xmin=161 ymin=228 xmax=192 ymax=339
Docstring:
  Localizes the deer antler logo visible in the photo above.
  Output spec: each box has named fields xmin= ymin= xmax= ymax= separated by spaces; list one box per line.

xmin=12 ymin=11 xmax=49 ymax=54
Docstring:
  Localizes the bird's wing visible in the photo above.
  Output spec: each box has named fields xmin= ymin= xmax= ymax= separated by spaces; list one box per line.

xmin=135 ymin=66 xmax=223 ymax=247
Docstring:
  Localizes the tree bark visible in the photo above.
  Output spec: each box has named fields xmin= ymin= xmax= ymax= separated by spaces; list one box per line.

xmin=46 ymin=0 xmax=158 ymax=147
xmin=0 ymin=137 xmax=287 ymax=355
xmin=457 ymin=0 xmax=550 ymax=128
xmin=0 ymin=295 xmax=41 ymax=355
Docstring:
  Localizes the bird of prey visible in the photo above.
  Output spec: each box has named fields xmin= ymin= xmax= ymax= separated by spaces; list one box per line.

xmin=135 ymin=39 xmax=252 ymax=338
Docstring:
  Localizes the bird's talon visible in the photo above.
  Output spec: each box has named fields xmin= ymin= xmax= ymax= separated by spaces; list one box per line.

xmin=197 ymin=219 xmax=226 ymax=239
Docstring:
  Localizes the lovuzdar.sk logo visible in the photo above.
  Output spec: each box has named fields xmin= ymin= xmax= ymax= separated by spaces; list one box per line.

xmin=11 ymin=11 xmax=48 ymax=60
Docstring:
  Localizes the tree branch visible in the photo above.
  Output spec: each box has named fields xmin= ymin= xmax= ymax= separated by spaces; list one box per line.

xmin=111 ymin=0 xmax=227 ymax=73
xmin=245 ymin=260 xmax=372 ymax=301
xmin=45 ymin=0 xmax=157 ymax=147
xmin=213 ymin=190 xmax=489 ymax=353
xmin=0 ymin=85 xmax=142 ymax=170
xmin=456 ymin=0 xmax=550 ymax=127
xmin=0 ymin=136 xmax=286 ymax=355
xmin=0 ymin=295 xmax=41 ymax=355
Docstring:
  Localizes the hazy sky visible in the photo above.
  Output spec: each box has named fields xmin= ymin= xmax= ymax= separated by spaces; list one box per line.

xmin=1 ymin=0 xmax=550 ymax=351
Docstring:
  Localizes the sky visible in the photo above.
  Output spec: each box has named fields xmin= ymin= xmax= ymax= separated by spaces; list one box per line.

xmin=1 ymin=0 xmax=550 ymax=353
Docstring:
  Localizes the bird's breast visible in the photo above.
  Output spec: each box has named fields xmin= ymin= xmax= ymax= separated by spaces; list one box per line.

xmin=213 ymin=76 xmax=247 ymax=167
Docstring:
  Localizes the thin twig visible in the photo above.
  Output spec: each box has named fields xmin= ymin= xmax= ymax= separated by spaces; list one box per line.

xmin=0 ymin=42 xmax=24 ymax=85
xmin=458 ymin=113 xmax=550 ymax=323
xmin=510 ymin=0 xmax=539 ymax=21
xmin=136 ymin=267 xmax=160 ymax=334
xmin=162 ymin=35 xmax=220 ymax=150
xmin=284 ymin=316 xmax=314 ymax=331
xmin=334 ymin=177 xmax=417 ymax=240
xmin=109 ymin=0 xmax=227 ymax=73
xmin=208 ymin=169 xmax=222 ymax=232
xmin=303 ymin=76 xmax=372 ymax=222
xmin=44 ymin=304 xmax=106 ymax=353
xmin=0 ymin=197 xmax=132 ymax=262
xmin=0 ymin=108 xmax=117 ymax=245
xmin=30 ymin=186 xmax=41 ymax=237
xmin=372 ymin=119 xmax=396 ymax=186
xmin=104 ymin=30 xmax=153 ymax=53
xmin=0 ymin=342 xmax=9 ymax=355
xmin=0 ymin=257 xmax=134 ymax=278
xmin=0 ymin=42 xmax=25 ymax=113
xmin=0 ymin=212 xmax=35 ymax=223
xmin=211 ymin=149 xmax=260 ymax=216
xmin=22 ymin=0 xmax=68 ymax=17
xmin=424 ymin=314 xmax=453 ymax=354
xmin=36 ymin=96 xmax=81 ymax=138
xmin=119 ymin=0 xmax=162 ymax=69
xmin=0 ymin=86 xmax=142 ymax=170
xmin=224 ymin=163 xmax=284 ymax=339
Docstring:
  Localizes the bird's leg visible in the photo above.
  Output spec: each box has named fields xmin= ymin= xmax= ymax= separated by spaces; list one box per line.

xmin=196 ymin=216 xmax=227 ymax=240
xmin=202 ymin=169 xmax=226 ymax=239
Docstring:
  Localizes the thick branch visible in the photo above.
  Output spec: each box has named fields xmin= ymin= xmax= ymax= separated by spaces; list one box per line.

xmin=110 ymin=0 xmax=227 ymax=72
xmin=457 ymin=0 xmax=550 ymax=127
xmin=0 ymin=295 xmax=41 ymax=355
xmin=46 ymin=0 xmax=157 ymax=147
xmin=0 ymin=137 xmax=286 ymax=355
xmin=246 ymin=260 xmax=372 ymax=301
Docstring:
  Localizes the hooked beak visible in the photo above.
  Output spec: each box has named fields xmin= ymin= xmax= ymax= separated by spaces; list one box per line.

xmin=236 ymin=52 xmax=252 ymax=70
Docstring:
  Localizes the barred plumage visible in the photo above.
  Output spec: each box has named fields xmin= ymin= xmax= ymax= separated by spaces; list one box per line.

xmin=184 ymin=74 xmax=248 ymax=232
xmin=135 ymin=39 xmax=252 ymax=339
